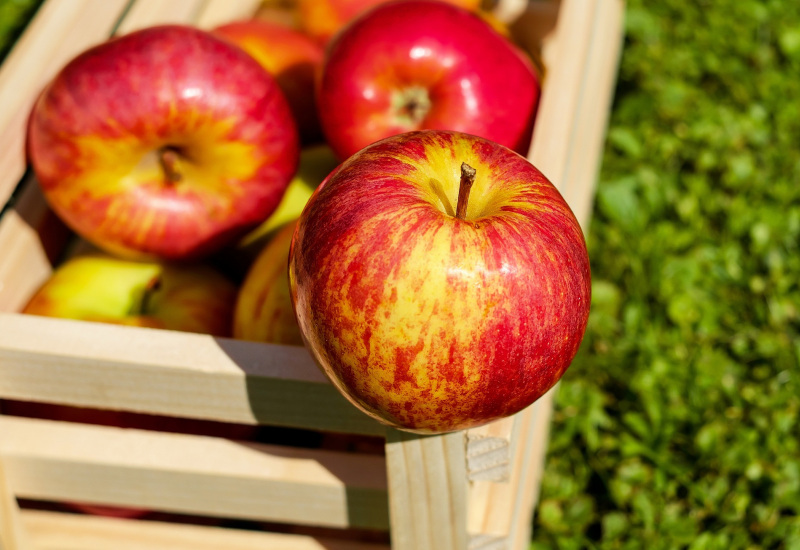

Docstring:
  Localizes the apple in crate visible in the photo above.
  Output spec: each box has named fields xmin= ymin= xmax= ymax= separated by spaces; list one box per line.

xmin=316 ymin=0 xmax=540 ymax=161
xmin=26 ymin=24 xmax=299 ymax=261
xmin=234 ymin=220 xmax=303 ymax=346
xmin=296 ymin=0 xmax=481 ymax=46
xmin=289 ymin=130 xmax=591 ymax=434
xmin=23 ymin=253 xmax=237 ymax=335
xmin=212 ymin=19 xmax=325 ymax=145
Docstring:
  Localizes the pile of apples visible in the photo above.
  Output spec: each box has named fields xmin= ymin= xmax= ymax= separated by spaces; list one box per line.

xmin=19 ymin=0 xmax=591 ymax=436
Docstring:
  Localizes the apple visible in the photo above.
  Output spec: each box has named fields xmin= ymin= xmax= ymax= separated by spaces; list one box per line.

xmin=212 ymin=19 xmax=325 ymax=145
xmin=22 ymin=253 xmax=237 ymax=336
xmin=288 ymin=130 xmax=591 ymax=434
xmin=316 ymin=0 xmax=540 ymax=161
xmin=26 ymin=24 xmax=300 ymax=261
xmin=297 ymin=0 xmax=481 ymax=46
xmin=214 ymin=144 xmax=340 ymax=281
xmin=238 ymin=144 xmax=339 ymax=250
xmin=233 ymin=220 xmax=303 ymax=346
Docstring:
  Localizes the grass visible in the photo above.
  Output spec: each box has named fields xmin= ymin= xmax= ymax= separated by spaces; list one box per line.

xmin=530 ymin=1 xmax=800 ymax=548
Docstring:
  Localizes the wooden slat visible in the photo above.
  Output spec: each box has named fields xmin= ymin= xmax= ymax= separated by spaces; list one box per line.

xmin=555 ymin=0 xmax=626 ymax=230
xmin=0 ymin=0 xmax=129 ymax=210
xmin=0 ymin=454 xmax=29 ymax=550
xmin=114 ymin=0 xmax=206 ymax=35
xmin=528 ymin=0 xmax=624 ymax=232
xmin=509 ymin=391 xmax=555 ymax=549
xmin=465 ymin=417 xmax=517 ymax=482
xmin=22 ymin=510 xmax=390 ymax=550
xmin=385 ymin=430 xmax=468 ymax=550
xmin=0 ymin=313 xmax=385 ymax=436
xmin=194 ymin=0 xmax=265 ymax=29
xmin=0 ymin=416 xmax=389 ymax=530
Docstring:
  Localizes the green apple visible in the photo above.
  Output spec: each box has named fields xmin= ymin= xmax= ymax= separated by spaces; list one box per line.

xmin=223 ymin=144 xmax=339 ymax=279
xmin=23 ymin=253 xmax=237 ymax=336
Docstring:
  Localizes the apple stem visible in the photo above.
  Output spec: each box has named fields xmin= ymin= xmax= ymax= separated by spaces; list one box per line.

xmin=135 ymin=275 xmax=162 ymax=316
xmin=455 ymin=162 xmax=476 ymax=220
xmin=159 ymin=147 xmax=182 ymax=184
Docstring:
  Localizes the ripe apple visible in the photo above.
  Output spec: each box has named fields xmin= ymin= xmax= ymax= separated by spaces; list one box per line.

xmin=212 ymin=19 xmax=325 ymax=145
xmin=26 ymin=24 xmax=300 ymax=261
xmin=238 ymin=144 xmax=339 ymax=250
xmin=217 ymin=144 xmax=340 ymax=280
xmin=316 ymin=0 xmax=540 ymax=161
xmin=297 ymin=0 xmax=481 ymax=46
xmin=22 ymin=253 xmax=237 ymax=336
xmin=233 ymin=220 xmax=303 ymax=346
xmin=288 ymin=130 xmax=591 ymax=434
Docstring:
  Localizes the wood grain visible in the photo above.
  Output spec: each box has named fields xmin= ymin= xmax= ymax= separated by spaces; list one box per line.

xmin=22 ymin=510 xmax=390 ymax=550
xmin=0 ymin=416 xmax=389 ymax=530
xmin=195 ymin=0 xmax=265 ymax=28
xmin=0 ymin=313 xmax=385 ymax=436
xmin=114 ymin=0 xmax=206 ymax=35
xmin=0 ymin=455 xmax=28 ymax=550
xmin=385 ymin=430 xmax=468 ymax=550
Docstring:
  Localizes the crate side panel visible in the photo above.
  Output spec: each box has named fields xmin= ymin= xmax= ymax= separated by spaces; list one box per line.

xmin=0 ymin=313 xmax=385 ymax=436
xmin=1 ymin=416 xmax=389 ymax=530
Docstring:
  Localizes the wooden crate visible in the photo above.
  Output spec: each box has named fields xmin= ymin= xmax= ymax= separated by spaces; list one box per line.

xmin=0 ymin=0 xmax=624 ymax=548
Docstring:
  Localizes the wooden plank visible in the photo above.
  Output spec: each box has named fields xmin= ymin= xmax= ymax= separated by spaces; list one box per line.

xmin=22 ymin=510 xmax=390 ymax=550
xmin=0 ymin=0 xmax=129 ymax=210
xmin=509 ymin=391 xmax=555 ymax=549
xmin=466 ymin=408 xmax=531 ymax=544
xmin=194 ymin=0 xmax=265 ymax=29
xmin=0 ymin=454 xmax=29 ymax=550
xmin=465 ymin=417 xmax=517 ymax=482
xmin=0 ymin=313 xmax=385 ymax=436
xmin=528 ymin=0 xmax=624 ymax=232
xmin=385 ymin=430 xmax=468 ymax=550
xmin=556 ymin=0 xmax=626 ymax=230
xmin=115 ymin=0 xmax=206 ymax=35
xmin=0 ymin=416 xmax=389 ymax=530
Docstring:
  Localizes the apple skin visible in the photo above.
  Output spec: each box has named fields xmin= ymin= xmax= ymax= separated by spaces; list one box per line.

xmin=22 ymin=253 xmax=237 ymax=336
xmin=288 ymin=130 xmax=590 ymax=434
xmin=26 ymin=24 xmax=300 ymax=261
xmin=238 ymin=144 xmax=339 ymax=250
xmin=297 ymin=0 xmax=481 ymax=46
xmin=316 ymin=0 xmax=540 ymax=161
xmin=233 ymin=220 xmax=303 ymax=346
xmin=216 ymin=144 xmax=340 ymax=281
xmin=212 ymin=19 xmax=325 ymax=145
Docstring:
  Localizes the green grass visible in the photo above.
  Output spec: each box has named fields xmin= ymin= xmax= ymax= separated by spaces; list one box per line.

xmin=0 ymin=0 xmax=43 ymax=63
xmin=530 ymin=1 xmax=800 ymax=548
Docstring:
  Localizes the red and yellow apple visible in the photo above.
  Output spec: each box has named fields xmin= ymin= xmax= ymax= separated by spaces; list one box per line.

xmin=22 ymin=253 xmax=237 ymax=336
xmin=288 ymin=130 xmax=591 ymax=434
xmin=316 ymin=0 xmax=541 ymax=161
xmin=233 ymin=220 xmax=303 ymax=346
xmin=212 ymin=19 xmax=325 ymax=145
xmin=297 ymin=0 xmax=481 ymax=46
xmin=26 ymin=24 xmax=300 ymax=261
